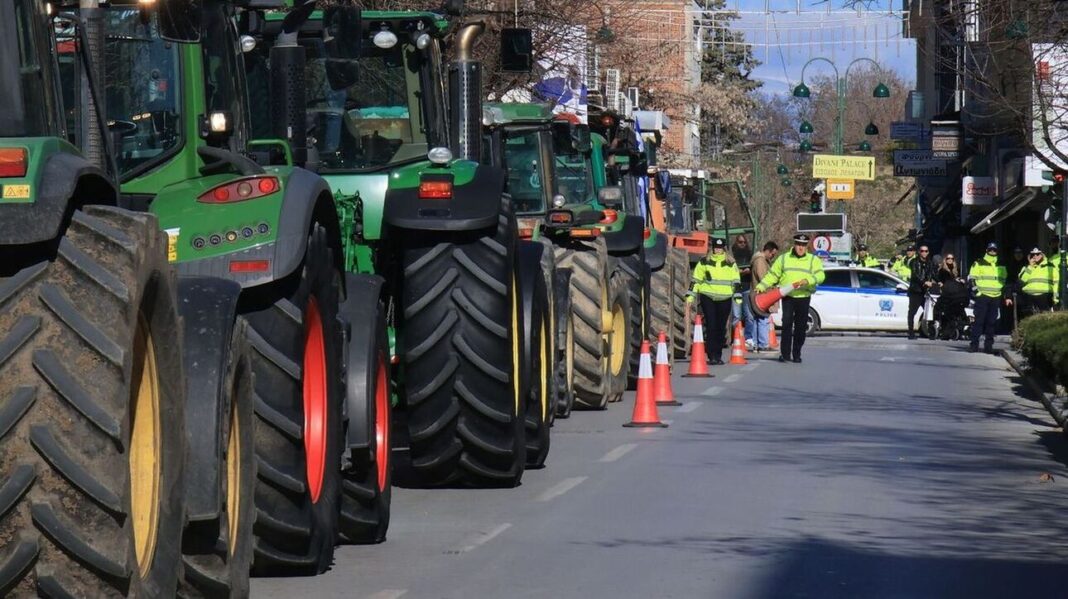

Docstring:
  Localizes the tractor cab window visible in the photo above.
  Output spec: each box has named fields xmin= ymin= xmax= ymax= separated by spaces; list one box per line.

xmin=503 ymin=129 xmax=546 ymax=215
xmin=200 ymin=4 xmax=247 ymax=149
xmin=303 ymin=40 xmax=428 ymax=171
xmin=555 ymin=150 xmax=593 ymax=205
xmin=103 ymin=8 xmax=182 ymax=178
xmin=1 ymin=0 xmax=59 ymax=137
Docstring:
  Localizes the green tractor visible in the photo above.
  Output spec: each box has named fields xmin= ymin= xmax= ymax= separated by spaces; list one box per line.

xmin=587 ymin=107 xmax=673 ymax=383
xmin=247 ymin=6 xmax=548 ymax=482
xmin=0 ymin=1 xmax=187 ymax=595
xmin=88 ymin=0 xmax=391 ymax=583
xmin=484 ymin=105 xmax=638 ymax=410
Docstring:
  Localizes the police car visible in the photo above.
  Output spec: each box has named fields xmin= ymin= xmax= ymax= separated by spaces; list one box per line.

xmin=770 ymin=266 xmax=914 ymax=334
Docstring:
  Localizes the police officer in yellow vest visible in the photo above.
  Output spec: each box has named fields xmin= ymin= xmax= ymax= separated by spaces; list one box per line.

xmin=893 ymin=245 xmax=916 ymax=280
xmin=689 ymin=238 xmax=741 ymax=365
xmin=1018 ymin=247 xmax=1059 ymax=317
xmin=755 ymin=233 xmax=826 ymax=363
xmin=968 ymin=241 xmax=1011 ymax=353
xmin=856 ymin=244 xmax=880 ymax=268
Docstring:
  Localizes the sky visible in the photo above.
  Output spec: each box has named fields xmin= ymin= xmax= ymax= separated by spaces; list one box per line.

xmin=723 ymin=0 xmax=916 ymax=95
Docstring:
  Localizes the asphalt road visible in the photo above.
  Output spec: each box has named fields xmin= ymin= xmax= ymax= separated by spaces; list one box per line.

xmin=253 ymin=337 xmax=1068 ymax=598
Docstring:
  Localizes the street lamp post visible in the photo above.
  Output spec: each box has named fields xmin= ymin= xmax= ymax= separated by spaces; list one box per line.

xmin=793 ymin=57 xmax=891 ymax=156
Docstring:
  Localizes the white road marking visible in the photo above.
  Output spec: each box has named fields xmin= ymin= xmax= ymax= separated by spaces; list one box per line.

xmin=537 ymin=476 xmax=588 ymax=502
xmin=677 ymin=402 xmax=701 ymax=413
xmin=723 ymin=373 xmax=741 ymax=383
xmin=599 ymin=443 xmax=638 ymax=463
xmin=459 ymin=523 xmax=513 ymax=553
xmin=743 ymin=363 xmax=760 ymax=371
xmin=702 ymin=386 xmax=723 ymax=397
xmin=662 ymin=419 xmax=674 ymax=425
xmin=367 ymin=590 xmax=408 ymax=599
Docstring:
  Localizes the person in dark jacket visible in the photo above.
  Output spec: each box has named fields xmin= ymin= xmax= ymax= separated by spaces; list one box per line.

xmin=906 ymin=244 xmax=937 ymax=339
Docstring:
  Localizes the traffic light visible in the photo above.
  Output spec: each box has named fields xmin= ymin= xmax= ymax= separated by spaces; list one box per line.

xmin=809 ymin=191 xmax=822 ymax=213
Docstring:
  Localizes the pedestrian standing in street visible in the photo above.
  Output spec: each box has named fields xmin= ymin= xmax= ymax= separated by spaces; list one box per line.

xmin=755 ymin=233 xmax=825 ymax=363
xmin=906 ymin=244 xmax=937 ymax=339
xmin=747 ymin=241 xmax=780 ymax=351
xmin=968 ymin=242 xmax=1011 ymax=354
xmin=1008 ymin=247 xmax=1027 ymax=291
xmin=690 ymin=238 xmax=740 ymax=365
xmin=856 ymin=244 xmax=880 ymax=268
xmin=1017 ymin=248 xmax=1058 ymax=318
xmin=731 ymin=235 xmax=753 ymax=344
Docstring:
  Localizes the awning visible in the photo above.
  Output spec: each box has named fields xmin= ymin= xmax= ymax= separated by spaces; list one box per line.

xmin=969 ymin=188 xmax=1040 ymax=234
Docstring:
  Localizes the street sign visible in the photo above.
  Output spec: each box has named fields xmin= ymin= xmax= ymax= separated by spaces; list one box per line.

xmin=796 ymin=212 xmax=847 ymax=233
xmin=931 ymin=121 xmax=961 ymax=159
xmin=811 ymin=233 xmax=852 ymax=261
xmin=812 ymin=155 xmax=876 ymax=181
xmin=890 ymin=122 xmax=928 ymax=140
xmin=892 ymin=149 xmax=947 ymax=177
xmin=961 ymin=176 xmax=996 ymax=206
xmin=826 ymin=179 xmax=855 ymax=200
xmin=812 ymin=235 xmax=832 ymax=253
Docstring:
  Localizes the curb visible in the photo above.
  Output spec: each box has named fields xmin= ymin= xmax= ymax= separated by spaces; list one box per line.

xmin=1000 ymin=348 xmax=1068 ymax=428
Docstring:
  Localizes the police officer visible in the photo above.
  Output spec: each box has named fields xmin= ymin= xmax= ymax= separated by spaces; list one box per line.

xmin=690 ymin=238 xmax=740 ymax=365
xmin=1018 ymin=247 xmax=1059 ymax=317
xmin=756 ymin=233 xmax=825 ymax=363
xmin=893 ymin=245 xmax=916 ymax=280
xmin=968 ymin=241 xmax=1011 ymax=353
xmin=856 ymin=244 xmax=880 ymax=268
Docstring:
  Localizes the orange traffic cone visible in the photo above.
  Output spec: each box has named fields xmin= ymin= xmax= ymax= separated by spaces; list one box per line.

xmin=729 ymin=321 xmax=748 ymax=365
xmin=623 ymin=341 xmax=668 ymax=428
xmin=653 ymin=331 xmax=681 ymax=406
xmin=683 ymin=314 xmax=713 ymax=378
xmin=768 ymin=324 xmax=779 ymax=350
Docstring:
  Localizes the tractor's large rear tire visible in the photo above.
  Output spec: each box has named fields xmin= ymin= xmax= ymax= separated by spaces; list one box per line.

xmin=246 ymin=224 xmax=344 ymax=576
xmin=398 ymin=197 xmax=524 ymax=487
xmin=555 ymin=239 xmax=611 ymax=410
xmin=669 ymin=249 xmax=693 ymax=359
xmin=523 ymin=264 xmax=552 ymax=468
xmin=606 ymin=271 xmax=633 ymax=402
xmin=649 ymin=260 xmax=673 ymax=364
xmin=617 ymin=252 xmax=649 ymax=389
xmin=339 ymin=299 xmax=391 ymax=544
xmin=0 ymin=207 xmax=185 ymax=597
xmin=180 ymin=319 xmax=255 ymax=598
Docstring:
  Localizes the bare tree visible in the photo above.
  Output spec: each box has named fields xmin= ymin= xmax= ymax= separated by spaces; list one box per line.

xmin=917 ymin=0 xmax=1068 ymax=171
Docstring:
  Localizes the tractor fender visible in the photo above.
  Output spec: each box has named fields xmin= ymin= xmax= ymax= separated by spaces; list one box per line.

xmin=646 ymin=231 xmax=667 ymax=271
xmin=383 ymin=164 xmax=505 ymax=232
xmin=339 ymin=272 xmax=387 ymax=451
xmin=602 ymin=214 xmax=644 ymax=254
xmin=275 ymin=167 xmax=343 ymax=280
xmin=0 ymin=152 xmax=115 ymax=245
xmin=175 ymin=167 xmax=342 ymax=287
xmin=175 ymin=276 xmax=242 ymax=522
xmin=516 ymin=241 xmax=546 ymax=389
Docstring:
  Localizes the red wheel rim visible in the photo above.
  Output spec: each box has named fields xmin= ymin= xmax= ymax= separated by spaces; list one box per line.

xmin=303 ymin=297 xmax=327 ymax=504
xmin=374 ymin=353 xmax=390 ymax=492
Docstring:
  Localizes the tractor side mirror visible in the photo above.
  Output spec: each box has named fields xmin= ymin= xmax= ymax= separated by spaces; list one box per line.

xmin=500 ymin=28 xmax=533 ymax=72
xmin=158 ymin=0 xmax=202 ymax=42
xmin=551 ymin=121 xmax=575 ymax=155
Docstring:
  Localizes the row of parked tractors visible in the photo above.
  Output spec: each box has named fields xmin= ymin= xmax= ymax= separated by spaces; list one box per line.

xmin=0 ymin=1 xmax=696 ymax=596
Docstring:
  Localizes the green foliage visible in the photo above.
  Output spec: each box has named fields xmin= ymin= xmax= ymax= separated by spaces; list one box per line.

xmin=697 ymin=0 xmax=762 ymax=153
xmin=1018 ymin=312 xmax=1068 ymax=386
